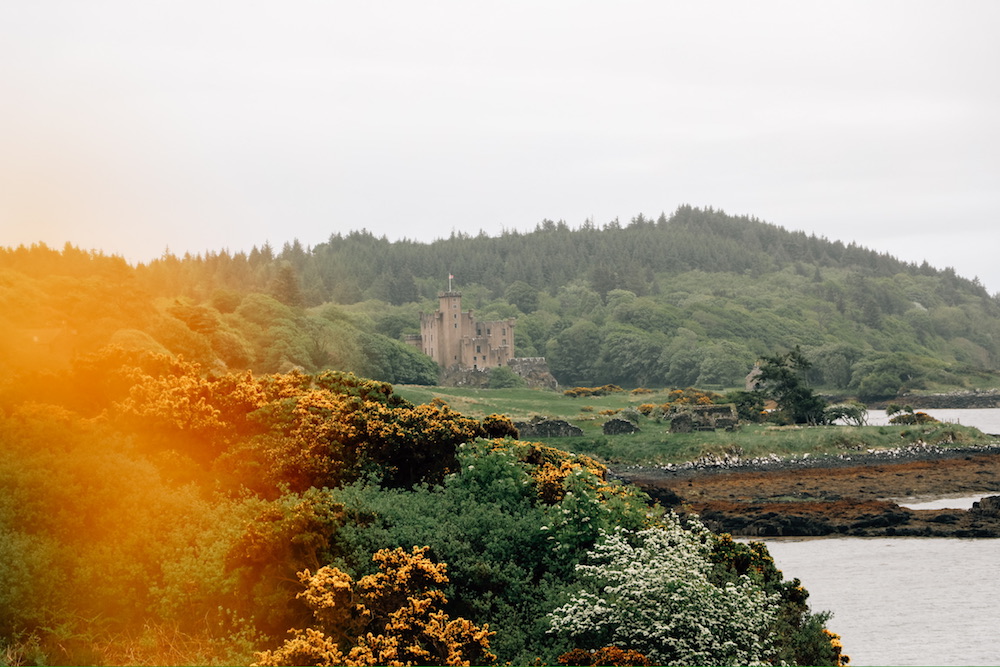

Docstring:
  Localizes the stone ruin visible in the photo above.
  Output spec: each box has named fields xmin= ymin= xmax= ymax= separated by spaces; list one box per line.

xmin=514 ymin=417 xmax=584 ymax=438
xmin=669 ymin=404 xmax=739 ymax=433
xmin=603 ymin=418 xmax=640 ymax=435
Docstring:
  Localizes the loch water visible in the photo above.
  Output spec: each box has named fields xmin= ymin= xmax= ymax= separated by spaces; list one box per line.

xmin=864 ymin=407 xmax=1000 ymax=434
xmin=763 ymin=537 xmax=1000 ymax=666
xmin=761 ymin=408 xmax=1000 ymax=666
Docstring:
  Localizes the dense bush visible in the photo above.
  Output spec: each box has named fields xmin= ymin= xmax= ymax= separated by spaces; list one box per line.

xmin=0 ymin=345 xmax=844 ymax=665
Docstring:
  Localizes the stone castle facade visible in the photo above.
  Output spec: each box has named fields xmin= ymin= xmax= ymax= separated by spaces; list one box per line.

xmin=405 ymin=291 xmax=515 ymax=371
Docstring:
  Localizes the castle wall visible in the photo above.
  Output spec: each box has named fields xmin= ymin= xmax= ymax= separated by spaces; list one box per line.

xmin=413 ymin=291 xmax=514 ymax=371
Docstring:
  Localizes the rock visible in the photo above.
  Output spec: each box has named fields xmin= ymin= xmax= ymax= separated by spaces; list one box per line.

xmin=505 ymin=357 xmax=560 ymax=391
xmin=669 ymin=413 xmax=693 ymax=433
xmin=603 ymin=418 xmax=640 ymax=435
xmin=971 ymin=495 xmax=1000 ymax=517
xmin=513 ymin=418 xmax=583 ymax=438
xmin=668 ymin=404 xmax=738 ymax=432
xmin=643 ymin=486 xmax=683 ymax=507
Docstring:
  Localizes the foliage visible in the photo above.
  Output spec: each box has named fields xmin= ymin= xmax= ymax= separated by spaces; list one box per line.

xmin=824 ymin=401 xmax=868 ymax=427
xmin=708 ymin=535 xmax=846 ymax=666
xmin=548 ymin=525 xmax=779 ymax=666
xmin=253 ymin=547 xmax=494 ymax=667
xmin=487 ymin=365 xmax=526 ymax=389
xmin=0 ymin=314 xmax=848 ymax=667
xmin=660 ymin=386 xmax=723 ymax=410
xmin=480 ymin=413 xmax=519 ymax=439
xmin=325 ymin=440 xmax=655 ymax=665
xmin=558 ymin=646 xmax=653 ymax=665
xmin=886 ymin=403 xmax=940 ymax=425
xmin=8 ymin=210 xmax=1000 ymax=393
xmin=564 ymin=385 xmax=626 ymax=398
xmin=755 ymin=348 xmax=828 ymax=424
xmin=724 ymin=389 xmax=767 ymax=422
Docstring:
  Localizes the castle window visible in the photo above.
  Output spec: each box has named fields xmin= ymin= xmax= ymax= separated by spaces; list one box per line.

xmin=486 ymin=328 xmax=491 ymax=335
xmin=454 ymin=323 xmax=458 ymax=328
xmin=476 ymin=345 xmax=481 ymax=353
xmin=502 ymin=339 xmax=507 ymax=346
xmin=502 ymin=328 xmax=506 ymax=335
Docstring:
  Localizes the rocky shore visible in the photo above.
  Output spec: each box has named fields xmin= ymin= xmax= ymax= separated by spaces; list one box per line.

xmin=613 ymin=444 xmax=1000 ymax=538
xmin=868 ymin=390 xmax=1000 ymax=410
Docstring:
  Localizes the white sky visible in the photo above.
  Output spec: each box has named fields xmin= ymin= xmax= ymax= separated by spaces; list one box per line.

xmin=2 ymin=1 xmax=999 ymax=293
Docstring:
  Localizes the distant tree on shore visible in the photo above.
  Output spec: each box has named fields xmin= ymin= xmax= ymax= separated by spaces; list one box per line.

xmin=755 ymin=348 xmax=827 ymax=425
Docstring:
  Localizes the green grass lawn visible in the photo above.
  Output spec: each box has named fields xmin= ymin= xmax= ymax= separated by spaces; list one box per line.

xmin=395 ymin=384 xmax=995 ymax=466
xmin=394 ymin=385 xmax=675 ymax=422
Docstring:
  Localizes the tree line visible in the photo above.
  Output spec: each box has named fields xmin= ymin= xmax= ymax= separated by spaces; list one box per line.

xmin=4 ymin=205 xmax=999 ymax=396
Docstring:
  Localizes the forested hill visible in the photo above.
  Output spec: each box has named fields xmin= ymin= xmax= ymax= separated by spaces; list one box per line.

xmin=138 ymin=205 xmax=993 ymax=306
xmin=4 ymin=206 xmax=1000 ymax=396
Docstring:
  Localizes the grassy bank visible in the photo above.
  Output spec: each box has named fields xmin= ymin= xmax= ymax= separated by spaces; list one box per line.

xmin=395 ymin=385 xmax=995 ymax=466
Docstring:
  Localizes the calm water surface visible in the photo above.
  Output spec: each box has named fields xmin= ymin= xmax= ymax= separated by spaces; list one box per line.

xmin=865 ymin=407 xmax=1000 ymax=434
xmin=763 ymin=536 xmax=1000 ymax=665
xmin=762 ymin=409 xmax=1000 ymax=665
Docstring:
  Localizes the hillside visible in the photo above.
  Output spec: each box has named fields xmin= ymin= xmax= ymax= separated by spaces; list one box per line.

xmin=4 ymin=206 xmax=1000 ymax=397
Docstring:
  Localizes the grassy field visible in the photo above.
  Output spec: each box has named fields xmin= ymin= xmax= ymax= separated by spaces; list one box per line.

xmin=394 ymin=384 xmax=995 ymax=466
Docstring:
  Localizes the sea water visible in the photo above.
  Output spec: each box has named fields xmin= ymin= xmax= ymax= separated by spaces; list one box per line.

xmin=761 ymin=409 xmax=1000 ymax=665
xmin=761 ymin=537 xmax=1000 ymax=666
xmin=865 ymin=407 xmax=1000 ymax=435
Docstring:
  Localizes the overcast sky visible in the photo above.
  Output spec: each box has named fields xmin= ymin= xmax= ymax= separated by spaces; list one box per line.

xmin=3 ymin=2 xmax=999 ymax=293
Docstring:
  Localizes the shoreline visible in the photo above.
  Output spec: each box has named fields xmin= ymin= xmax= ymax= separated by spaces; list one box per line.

xmin=612 ymin=444 xmax=1000 ymax=538
xmin=609 ymin=441 xmax=1000 ymax=482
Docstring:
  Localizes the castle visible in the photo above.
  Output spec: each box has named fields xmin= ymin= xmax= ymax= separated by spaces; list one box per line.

xmin=406 ymin=291 xmax=515 ymax=371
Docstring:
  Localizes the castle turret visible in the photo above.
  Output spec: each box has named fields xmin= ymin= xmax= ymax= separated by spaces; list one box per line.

xmin=415 ymin=290 xmax=514 ymax=371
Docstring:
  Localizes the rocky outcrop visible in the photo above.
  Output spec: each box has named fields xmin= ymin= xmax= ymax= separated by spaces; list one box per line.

xmin=971 ymin=495 xmax=1000 ymax=517
xmin=514 ymin=418 xmax=583 ymax=438
xmin=439 ymin=366 xmax=491 ymax=388
xmin=615 ymin=449 xmax=1000 ymax=538
xmin=603 ymin=418 xmax=640 ymax=435
xmin=507 ymin=357 xmax=559 ymax=391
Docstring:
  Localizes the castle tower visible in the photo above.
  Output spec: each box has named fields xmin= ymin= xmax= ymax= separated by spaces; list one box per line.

xmin=414 ymin=290 xmax=514 ymax=371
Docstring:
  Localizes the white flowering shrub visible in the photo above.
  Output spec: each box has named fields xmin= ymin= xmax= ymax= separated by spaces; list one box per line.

xmin=548 ymin=521 xmax=779 ymax=666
